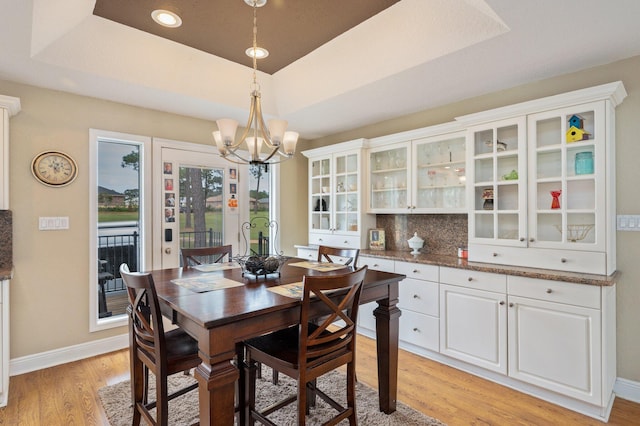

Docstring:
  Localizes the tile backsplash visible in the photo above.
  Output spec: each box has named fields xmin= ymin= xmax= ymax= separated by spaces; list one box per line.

xmin=0 ymin=210 xmax=11 ymax=269
xmin=376 ymin=214 xmax=467 ymax=256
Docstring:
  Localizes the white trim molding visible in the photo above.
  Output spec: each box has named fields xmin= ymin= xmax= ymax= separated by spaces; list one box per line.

xmin=615 ymin=377 xmax=640 ymax=404
xmin=9 ymin=334 xmax=128 ymax=376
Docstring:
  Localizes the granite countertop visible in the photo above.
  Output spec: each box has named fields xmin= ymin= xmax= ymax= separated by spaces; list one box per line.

xmin=359 ymin=249 xmax=617 ymax=287
xmin=0 ymin=267 xmax=12 ymax=281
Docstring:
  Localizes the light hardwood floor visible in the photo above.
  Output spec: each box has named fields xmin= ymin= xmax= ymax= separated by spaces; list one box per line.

xmin=0 ymin=336 xmax=638 ymax=425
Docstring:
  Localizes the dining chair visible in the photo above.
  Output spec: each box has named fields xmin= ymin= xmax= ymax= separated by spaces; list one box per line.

xmin=181 ymin=245 xmax=233 ymax=268
xmin=119 ymin=263 xmax=202 ymax=426
xmin=242 ymin=265 xmax=368 ymax=425
xmin=317 ymin=245 xmax=360 ymax=267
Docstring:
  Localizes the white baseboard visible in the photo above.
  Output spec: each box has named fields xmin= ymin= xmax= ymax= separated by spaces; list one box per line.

xmin=9 ymin=333 xmax=128 ymax=376
xmin=614 ymin=377 xmax=640 ymax=404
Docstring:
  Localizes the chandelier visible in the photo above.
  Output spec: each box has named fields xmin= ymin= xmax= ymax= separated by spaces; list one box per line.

xmin=213 ymin=0 xmax=299 ymax=166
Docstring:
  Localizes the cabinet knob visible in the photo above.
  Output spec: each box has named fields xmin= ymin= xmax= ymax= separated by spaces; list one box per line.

xmin=373 ymin=264 xmax=379 ymax=267
xmin=492 ymin=252 xmax=498 ymax=257
xmin=412 ymin=269 xmax=419 ymax=273
xmin=561 ymin=258 xmax=567 ymax=263
xmin=407 ymin=206 xmax=411 ymax=210
xmin=546 ymin=288 xmax=553 ymax=294
xmin=467 ymin=277 xmax=473 ymax=282
xmin=519 ymin=237 xmax=525 ymax=242
xmin=318 ymin=238 xmax=323 ymax=242
xmin=412 ymin=327 xmax=420 ymax=333
xmin=509 ymin=302 xmax=514 ymax=308
xmin=412 ymin=205 xmax=416 ymax=209
xmin=413 ymin=294 xmax=420 ymax=299
xmin=343 ymin=240 xmax=348 ymax=244
xmin=499 ymin=301 xmax=505 ymax=305
xmin=529 ymin=238 xmax=535 ymax=243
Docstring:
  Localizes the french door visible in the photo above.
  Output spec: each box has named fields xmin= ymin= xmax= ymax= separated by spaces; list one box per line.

xmin=152 ymin=139 xmax=246 ymax=269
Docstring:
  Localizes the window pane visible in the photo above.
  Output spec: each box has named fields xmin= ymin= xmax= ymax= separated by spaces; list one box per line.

xmin=97 ymin=141 xmax=141 ymax=319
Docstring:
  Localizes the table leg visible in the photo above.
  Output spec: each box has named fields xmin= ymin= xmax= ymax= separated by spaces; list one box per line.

xmin=194 ymin=358 xmax=238 ymax=425
xmin=373 ymin=281 xmax=401 ymax=414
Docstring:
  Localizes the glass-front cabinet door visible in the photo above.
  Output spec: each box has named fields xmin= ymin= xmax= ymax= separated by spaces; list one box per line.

xmin=333 ymin=151 xmax=360 ymax=233
xmin=413 ymin=132 xmax=466 ymax=212
xmin=527 ymin=102 xmax=605 ymax=251
xmin=368 ymin=143 xmax=410 ymax=212
xmin=310 ymin=156 xmax=332 ymax=232
xmin=468 ymin=117 xmax=527 ymax=246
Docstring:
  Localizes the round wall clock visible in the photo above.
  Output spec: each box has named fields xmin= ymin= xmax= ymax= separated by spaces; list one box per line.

xmin=31 ymin=151 xmax=78 ymax=187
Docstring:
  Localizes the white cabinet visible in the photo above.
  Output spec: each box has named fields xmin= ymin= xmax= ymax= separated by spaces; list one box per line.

xmin=357 ymin=256 xmax=395 ymax=336
xmin=462 ymin=82 xmax=626 ymax=275
xmin=0 ymin=94 xmax=19 ymax=408
xmin=507 ymin=276 xmax=615 ymax=408
xmin=367 ymin=125 xmax=467 ymax=214
xmin=302 ymin=139 xmax=375 ymax=249
xmin=395 ymin=261 xmax=439 ymax=352
xmin=439 ymin=267 xmax=508 ymax=374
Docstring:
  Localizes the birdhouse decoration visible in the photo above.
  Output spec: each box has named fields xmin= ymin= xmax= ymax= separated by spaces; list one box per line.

xmin=566 ymin=114 xmax=591 ymax=142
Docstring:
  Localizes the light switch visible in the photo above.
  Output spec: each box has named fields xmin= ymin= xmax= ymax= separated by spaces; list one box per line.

xmin=39 ymin=216 xmax=69 ymax=230
xmin=617 ymin=215 xmax=640 ymax=231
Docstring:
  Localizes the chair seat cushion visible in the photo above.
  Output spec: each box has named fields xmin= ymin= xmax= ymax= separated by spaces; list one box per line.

xmin=165 ymin=328 xmax=199 ymax=362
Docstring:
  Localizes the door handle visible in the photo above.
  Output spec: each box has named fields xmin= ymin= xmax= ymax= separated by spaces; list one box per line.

xmin=165 ymin=247 xmax=171 ymax=254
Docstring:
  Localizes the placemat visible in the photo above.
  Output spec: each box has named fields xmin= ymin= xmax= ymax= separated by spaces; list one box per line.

xmin=171 ymin=276 xmax=244 ymax=293
xmin=192 ymin=262 xmax=240 ymax=272
xmin=288 ymin=261 xmax=349 ymax=272
xmin=267 ymin=281 xmax=304 ymax=299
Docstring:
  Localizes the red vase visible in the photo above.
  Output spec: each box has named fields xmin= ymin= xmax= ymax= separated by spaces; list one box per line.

xmin=550 ymin=190 xmax=561 ymax=209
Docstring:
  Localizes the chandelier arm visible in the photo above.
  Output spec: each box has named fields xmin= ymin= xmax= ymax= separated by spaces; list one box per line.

xmin=253 ymin=94 xmax=276 ymax=148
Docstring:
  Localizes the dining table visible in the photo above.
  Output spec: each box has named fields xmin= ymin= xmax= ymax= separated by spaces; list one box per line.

xmin=150 ymin=257 xmax=406 ymax=425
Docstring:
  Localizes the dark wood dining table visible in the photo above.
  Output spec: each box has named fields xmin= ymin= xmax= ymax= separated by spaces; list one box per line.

xmin=150 ymin=258 xmax=406 ymax=425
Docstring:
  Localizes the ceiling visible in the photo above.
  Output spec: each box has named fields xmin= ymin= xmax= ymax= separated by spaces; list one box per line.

xmin=1 ymin=0 xmax=640 ymax=140
xmin=93 ymin=0 xmax=402 ymax=75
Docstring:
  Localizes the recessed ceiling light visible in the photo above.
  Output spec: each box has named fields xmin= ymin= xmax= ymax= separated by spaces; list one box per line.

xmin=151 ymin=9 xmax=182 ymax=28
xmin=245 ymin=47 xmax=269 ymax=59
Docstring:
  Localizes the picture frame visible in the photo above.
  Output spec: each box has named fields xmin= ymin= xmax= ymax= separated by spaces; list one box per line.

xmin=369 ymin=228 xmax=385 ymax=251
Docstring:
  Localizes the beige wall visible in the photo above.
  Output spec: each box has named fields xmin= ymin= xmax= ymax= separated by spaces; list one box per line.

xmin=1 ymin=54 xmax=639 ymax=382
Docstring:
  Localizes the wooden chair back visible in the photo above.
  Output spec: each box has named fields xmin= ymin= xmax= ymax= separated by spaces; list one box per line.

xmin=317 ymin=245 xmax=359 ymax=267
xmin=300 ymin=265 xmax=367 ymax=374
xmin=181 ymin=245 xmax=233 ymax=268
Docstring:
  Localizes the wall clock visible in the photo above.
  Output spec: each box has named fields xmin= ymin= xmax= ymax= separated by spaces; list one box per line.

xmin=31 ymin=151 xmax=78 ymax=187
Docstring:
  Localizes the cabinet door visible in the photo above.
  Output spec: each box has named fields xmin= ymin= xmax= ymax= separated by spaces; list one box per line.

xmin=508 ymin=295 xmax=602 ymax=405
xmin=368 ymin=142 xmax=410 ymax=213
xmin=527 ymin=102 xmax=606 ymax=251
xmin=412 ymin=132 xmax=466 ymax=212
xmin=309 ymin=156 xmax=332 ymax=232
xmin=468 ymin=117 xmax=527 ymax=247
xmin=333 ymin=150 xmax=361 ymax=234
xmin=439 ymin=284 xmax=507 ymax=374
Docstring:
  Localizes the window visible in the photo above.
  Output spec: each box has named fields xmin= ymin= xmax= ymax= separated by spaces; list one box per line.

xmin=90 ymin=129 xmax=151 ymax=331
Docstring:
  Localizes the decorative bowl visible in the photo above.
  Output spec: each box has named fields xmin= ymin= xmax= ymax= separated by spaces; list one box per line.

xmin=234 ymin=254 xmax=288 ymax=279
xmin=555 ymin=224 xmax=594 ymax=242
xmin=407 ymin=232 xmax=424 ymax=255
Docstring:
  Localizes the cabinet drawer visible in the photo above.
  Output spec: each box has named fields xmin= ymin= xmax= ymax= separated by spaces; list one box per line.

xmin=308 ymin=233 xmax=361 ymax=249
xmin=359 ymin=256 xmax=395 ymax=272
xmin=395 ymin=261 xmax=438 ymax=282
xmin=440 ymin=266 xmax=506 ymax=293
xmin=296 ymin=248 xmax=318 ymax=260
xmin=398 ymin=278 xmax=438 ymax=317
xmin=399 ymin=309 xmax=439 ymax=352
xmin=508 ymin=276 xmax=600 ymax=309
xmin=468 ymin=244 xmax=607 ymax=275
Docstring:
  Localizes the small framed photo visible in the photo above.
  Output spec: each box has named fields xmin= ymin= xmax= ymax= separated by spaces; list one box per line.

xmin=369 ymin=229 xmax=385 ymax=251
xmin=229 ymin=183 xmax=237 ymax=194
xmin=229 ymin=168 xmax=237 ymax=180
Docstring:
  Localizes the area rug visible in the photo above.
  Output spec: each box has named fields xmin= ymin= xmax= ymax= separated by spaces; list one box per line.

xmin=98 ymin=366 xmax=446 ymax=425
